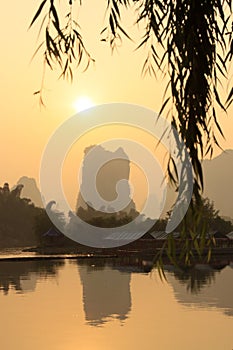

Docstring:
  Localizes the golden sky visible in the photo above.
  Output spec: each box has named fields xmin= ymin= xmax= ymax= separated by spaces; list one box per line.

xmin=0 ymin=1 xmax=232 ymax=210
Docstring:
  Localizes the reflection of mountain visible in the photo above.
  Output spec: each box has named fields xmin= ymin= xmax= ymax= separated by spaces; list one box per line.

xmin=77 ymin=257 xmax=153 ymax=326
xmin=167 ymin=264 xmax=233 ymax=317
xmin=15 ymin=176 xmax=43 ymax=207
xmin=0 ymin=260 xmax=64 ymax=295
xmin=78 ymin=262 xmax=131 ymax=326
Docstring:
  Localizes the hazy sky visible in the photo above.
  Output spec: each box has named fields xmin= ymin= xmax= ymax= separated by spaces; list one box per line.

xmin=0 ymin=1 xmax=232 ymax=210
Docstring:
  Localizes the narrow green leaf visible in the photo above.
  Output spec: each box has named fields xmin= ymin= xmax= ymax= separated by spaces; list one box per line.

xmin=112 ymin=0 xmax=120 ymax=17
xmin=214 ymin=86 xmax=226 ymax=111
xmin=29 ymin=0 xmax=47 ymax=29
xmin=118 ymin=24 xmax=132 ymax=40
xmin=109 ymin=14 xmax=115 ymax=35
xmin=213 ymin=108 xmax=225 ymax=138
xmin=158 ymin=97 xmax=170 ymax=117
xmin=50 ymin=3 xmax=59 ymax=28
xmin=226 ymin=87 xmax=233 ymax=104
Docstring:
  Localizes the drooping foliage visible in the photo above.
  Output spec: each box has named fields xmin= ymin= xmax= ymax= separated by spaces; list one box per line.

xmin=30 ymin=0 xmax=232 ymax=196
xmin=30 ymin=1 xmax=232 ymax=262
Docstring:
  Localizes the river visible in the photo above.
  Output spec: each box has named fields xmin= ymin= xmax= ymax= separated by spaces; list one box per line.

xmin=0 ymin=252 xmax=232 ymax=350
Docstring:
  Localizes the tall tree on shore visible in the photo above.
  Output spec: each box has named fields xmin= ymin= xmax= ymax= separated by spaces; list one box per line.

xmin=30 ymin=1 xmax=232 ymax=261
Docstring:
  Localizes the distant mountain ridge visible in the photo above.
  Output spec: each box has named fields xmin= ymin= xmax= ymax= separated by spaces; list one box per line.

xmin=14 ymin=176 xmax=43 ymax=208
xmin=13 ymin=149 xmax=233 ymax=219
xmin=203 ymin=149 xmax=233 ymax=218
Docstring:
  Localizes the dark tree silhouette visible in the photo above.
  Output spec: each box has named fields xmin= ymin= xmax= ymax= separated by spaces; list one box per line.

xmin=30 ymin=1 xmax=232 ymax=261
xmin=0 ymin=183 xmax=40 ymax=247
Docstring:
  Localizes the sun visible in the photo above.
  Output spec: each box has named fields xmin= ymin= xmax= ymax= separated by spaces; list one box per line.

xmin=73 ymin=96 xmax=94 ymax=112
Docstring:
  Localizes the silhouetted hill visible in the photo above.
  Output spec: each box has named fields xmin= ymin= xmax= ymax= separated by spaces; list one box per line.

xmin=76 ymin=145 xmax=136 ymax=214
xmin=15 ymin=176 xmax=43 ymax=208
xmin=11 ymin=149 xmax=233 ymax=223
xmin=161 ymin=150 xmax=233 ymax=220
xmin=203 ymin=149 xmax=233 ymax=218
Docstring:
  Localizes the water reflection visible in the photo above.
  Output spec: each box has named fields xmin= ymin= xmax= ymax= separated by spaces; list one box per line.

xmin=166 ymin=258 xmax=233 ymax=317
xmin=0 ymin=260 xmax=64 ymax=295
xmin=0 ymin=254 xmax=233 ymax=322
xmin=76 ymin=257 xmax=152 ymax=326
xmin=0 ymin=255 xmax=232 ymax=350
xmin=164 ymin=257 xmax=231 ymax=292
xmin=165 ymin=264 xmax=218 ymax=293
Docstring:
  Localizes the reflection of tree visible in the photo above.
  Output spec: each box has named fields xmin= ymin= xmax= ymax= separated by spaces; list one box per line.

xmin=168 ymin=261 xmax=233 ymax=317
xmin=170 ymin=265 xmax=220 ymax=294
xmin=0 ymin=260 xmax=64 ymax=295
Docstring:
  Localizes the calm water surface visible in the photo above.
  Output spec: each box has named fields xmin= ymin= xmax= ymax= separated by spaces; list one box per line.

xmin=0 ymin=253 xmax=232 ymax=350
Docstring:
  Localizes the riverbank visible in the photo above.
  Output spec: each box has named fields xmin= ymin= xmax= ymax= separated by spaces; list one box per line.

xmin=0 ymin=244 xmax=232 ymax=263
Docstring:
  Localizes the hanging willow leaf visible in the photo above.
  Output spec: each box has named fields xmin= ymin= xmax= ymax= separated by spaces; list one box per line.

xmin=112 ymin=0 xmax=120 ymax=17
xmin=212 ymin=107 xmax=225 ymax=138
xmin=50 ymin=3 xmax=60 ymax=28
xmin=118 ymin=24 xmax=132 ymax=40
xmin=29 ymin=0 xmax=47 ymax=29
xmin=214 ymin=86 xmax=226 ymax=111
xmin=109 ymin=14 xmax=116 ymax=36
xmin=226 ymin=87 xmax=233 ymax=107
xmin=158 ymin=97 xmax=170 ymax=117
xmin=33 ymin=90 xmax=41 ymax=95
